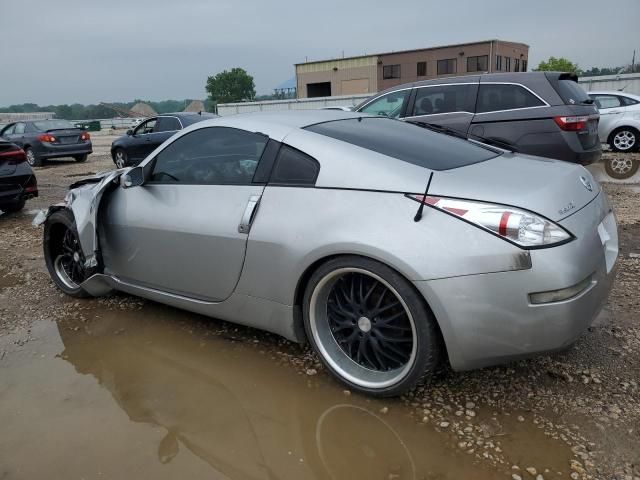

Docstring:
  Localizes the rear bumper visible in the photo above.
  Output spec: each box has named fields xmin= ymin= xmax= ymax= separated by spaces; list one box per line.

xmin=33 ymin=141 xmax=92 ymax=159
xmin=415 ymin=191 xmax=618 ymax=371
xmin=0 ymin=171 xmax=38 ymax=204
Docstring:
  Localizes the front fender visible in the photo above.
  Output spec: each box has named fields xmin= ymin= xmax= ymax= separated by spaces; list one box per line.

xmin=34 ymin=169 xmax=129 ymax=267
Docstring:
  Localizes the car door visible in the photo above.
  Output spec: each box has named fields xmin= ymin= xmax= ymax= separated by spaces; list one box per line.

xmin=153 ymin=116 xmax=182 ymax=144
xmin=590 ymin=94 xmax=625 ymax=142
xmin=128 ymin=118 xmax=158 ymax=162
xmin=3 ymin=123 xmax=26 ymax=147
xmin=101 ymin=126 xmax=270 ymax=302
xmin=469 ymin=82 xmax=549 ymax=152
xmin=403 ymin=83 xmax=478 ymax=134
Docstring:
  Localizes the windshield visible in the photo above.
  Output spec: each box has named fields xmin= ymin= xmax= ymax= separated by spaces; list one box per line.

xmin=305 ymin=117 xmax=499 ymax=171
xmin=33 ymin=119 xmax=76 ymax=131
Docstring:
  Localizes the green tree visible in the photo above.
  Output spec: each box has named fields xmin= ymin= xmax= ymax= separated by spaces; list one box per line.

xmin=534 ymin=57 xmax=581 ymax=74
xmin=205 ymin=68 xmax=255 ymax=106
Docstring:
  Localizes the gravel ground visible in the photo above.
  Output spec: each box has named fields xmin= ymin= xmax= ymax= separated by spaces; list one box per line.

xmin=0 ymin=135 xmax=639 ymax=479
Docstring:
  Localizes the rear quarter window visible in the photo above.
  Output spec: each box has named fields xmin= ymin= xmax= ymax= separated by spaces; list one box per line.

xmin=304 ymin=117 xmax=499 ymax=171
xmin=550 ymin=76 xmax=591 ymax=105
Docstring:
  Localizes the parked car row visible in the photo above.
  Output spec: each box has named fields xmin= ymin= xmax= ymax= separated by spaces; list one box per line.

xmin=0 ymin=119 xmax=92 ymax=167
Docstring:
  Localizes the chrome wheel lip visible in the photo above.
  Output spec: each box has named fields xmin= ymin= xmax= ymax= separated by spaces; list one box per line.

xmin=309 ymin=267 xmax=417 ymax=389
xmin=613 ymin=130 xmax=636 ymax=151
xmin=25 ymin=149 xmax=36 ymax=166
xmin=609 ymin=157 xmax=634 ymax=174
xmin=54 ymin=255 xmax=81 ymax=289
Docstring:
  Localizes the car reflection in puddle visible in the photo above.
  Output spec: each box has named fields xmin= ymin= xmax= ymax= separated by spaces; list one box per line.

xmin=0 ymin=304 xmax=571 ymax=479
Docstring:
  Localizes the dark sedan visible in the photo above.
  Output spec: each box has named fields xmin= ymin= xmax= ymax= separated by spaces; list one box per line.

xmin=0 ymin=141 xmax=38 ymax=213
xmin=110 ymin=112 xmax=217 ymax=167
xmin=0 ymin=119 xmax=92 ymax=167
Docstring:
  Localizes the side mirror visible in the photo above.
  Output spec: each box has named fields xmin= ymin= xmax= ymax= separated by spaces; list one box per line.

xmin=121 ymin=166 xmax=145 ymax=188
xmin=126 ymin=129 xmax=133 ymax=136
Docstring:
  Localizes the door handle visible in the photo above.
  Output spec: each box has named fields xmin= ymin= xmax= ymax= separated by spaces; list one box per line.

xmin=238 ymin=195 xmax=261 ymax=234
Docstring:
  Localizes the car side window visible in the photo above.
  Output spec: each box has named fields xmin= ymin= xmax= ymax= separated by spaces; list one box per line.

xmin=359 ymin=90 xmax=410 ymax=118
xmin=1 ymin=124 xmax=15 ymax=136
xmin=269 ymin=144 xmax=320 ymax=186
xmin=476 ymin=84 xmax=545 ymax=113
xmin=620 ymin=96 xmax=639 ymax=106
xmin=134 ymin=118 xmax=157 ymax=135
xmin=13 ymin=123 xmax=25 ymax=134
xmin=155 ymin=117 xmax=182 ymax=132
xmin=148 ymin=127 xmax=268 ymax=185
xmin=411 ymin=84 xmax=476 ymax=116
xmin=591 ymin=95 xmax=622 ymax=109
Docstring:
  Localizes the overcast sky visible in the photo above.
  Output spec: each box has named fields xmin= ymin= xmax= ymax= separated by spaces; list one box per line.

xmin=1 ymin=0 xmax=639 ymax=106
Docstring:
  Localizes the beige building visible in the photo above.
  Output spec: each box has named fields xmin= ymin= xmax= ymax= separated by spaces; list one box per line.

xmin=295 ymin=39 xmax=529 ymax=98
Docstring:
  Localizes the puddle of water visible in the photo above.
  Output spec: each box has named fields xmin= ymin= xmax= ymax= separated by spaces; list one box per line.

xmin=0 ymin=305 xmax=575 ymax=479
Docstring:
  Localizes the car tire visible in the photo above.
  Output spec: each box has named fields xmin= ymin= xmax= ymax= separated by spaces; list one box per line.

xmin=609 ymin=127 xmax=639 ymax=153
xmin=74 ymin=154 xmax=88 ymax=162
xmin=113 ymin=148 xmax=128 ymax=168
xmin=43 ymin=209 xmax=93 ymax=298
xmin=604 ymin=156 xmax=640 ymax=180
xmin=25 ymin=147 xmax=42 ymax=167
xmin=0 ymin=199 xmax=26 ymax=213
xmin=302 ymin=255 xmax=442 ymax=397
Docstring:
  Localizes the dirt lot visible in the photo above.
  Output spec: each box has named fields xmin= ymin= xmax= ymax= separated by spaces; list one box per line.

xmin=0 ymin=133 xmax=639 ymax=479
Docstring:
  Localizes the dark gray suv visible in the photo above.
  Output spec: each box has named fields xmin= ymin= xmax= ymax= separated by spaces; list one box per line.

xmin=354 ymin=72 xmax=601 ymax=165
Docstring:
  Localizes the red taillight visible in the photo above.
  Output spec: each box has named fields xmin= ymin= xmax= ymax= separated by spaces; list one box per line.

xmin=38 ymin=133 xmax=57 ymax=142
xmin=0 ymin=148 xmax=27 ymax=165
xmin=80 ymin=132 xmax=90 ymax=141
xmin=554 ymin=115 xmax=588 ymax=131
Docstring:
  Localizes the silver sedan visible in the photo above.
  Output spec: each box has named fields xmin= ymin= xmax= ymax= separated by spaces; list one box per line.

xmin=40 ymin=110 xmax=618 ymax=396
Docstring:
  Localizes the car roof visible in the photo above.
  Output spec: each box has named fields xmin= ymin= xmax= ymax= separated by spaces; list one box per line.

xmin=588 ymin=90 xmax=640 ymax=99
xmin=187 ymin=110 xmax=365 ymax=141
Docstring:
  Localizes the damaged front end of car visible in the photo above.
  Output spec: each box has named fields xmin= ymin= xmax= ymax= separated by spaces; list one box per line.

xmin=33 ymin=169 xmax=129 ymax=295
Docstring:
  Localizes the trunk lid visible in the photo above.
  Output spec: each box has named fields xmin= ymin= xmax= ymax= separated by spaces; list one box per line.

xmin=428 ymin=152 xmax=599 ymax=222
xmin=47 ymin=128 xmax=84 ymax=144
xmin=0 ymin=142 xmax=21 ymax=176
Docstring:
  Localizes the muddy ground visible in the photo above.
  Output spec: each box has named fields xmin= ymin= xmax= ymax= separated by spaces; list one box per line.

xmin=0 ymin=133 xmax=638 ymax=480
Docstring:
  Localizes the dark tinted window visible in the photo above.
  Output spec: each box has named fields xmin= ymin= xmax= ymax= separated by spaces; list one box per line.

xmin=495 ymin=55 xmax=503 ymax=71
xmin=437 ymin=59 xmax=456 ymax=75
xmin=149 ymin=127 xmax=268 ymax=184
xmin=477 ymin=84 xmax=544 ymax=113
xmin=505 ymin=57 xmax=511 ymax=71
xmin=411 ymin=84 xmax=477 ymax=116
xmin=621 ymin=96 xmax=639 ymax=106
xmin=270 ymin=145 xmax=319 ymax=185
xmin=383 ymin=65 xmax=401 ymax=79
xmin=554 ymin=79 xmax=590 ymax=105
xmin=467 ymin=55 xmax=488 ymax=72
xmin=305 ymin=118 xmax=498 ymax=171
xmin=155 ymin=116 xmax=182 ymax=132
xmin=417 ymin=61 xmax=427 ymax=76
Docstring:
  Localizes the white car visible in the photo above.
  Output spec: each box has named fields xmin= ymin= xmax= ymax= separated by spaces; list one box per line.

xmin=588 ymin=91 xmax=640 ymax=152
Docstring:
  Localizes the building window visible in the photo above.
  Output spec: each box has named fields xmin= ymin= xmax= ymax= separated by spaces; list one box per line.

xmin=514 ymin=59 xmax=520 ymax=73
xmin=496 ymin=55 xmax=503 ymax=71
xmin=383 ymin=64 xmax=401 ymax=79
xmin=505 ymin=57 xmax=511 ymax=72
xmin=437 ymin=58 xmax=456 ymax=75
xmin=521 ymin=60 xmax=527 ymax=72
xmin=417 ymin=61 xmax=427 ymax=77
xmin=467 ymin=55 xmax=488 ymax=72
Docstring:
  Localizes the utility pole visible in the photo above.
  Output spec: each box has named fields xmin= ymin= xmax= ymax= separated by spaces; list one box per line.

xmin=632 ymin=49 xmax=636 ymax=73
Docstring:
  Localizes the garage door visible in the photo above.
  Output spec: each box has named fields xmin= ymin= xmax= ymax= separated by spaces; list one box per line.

xmin=341 ymin=79 xmax=370 ymax=95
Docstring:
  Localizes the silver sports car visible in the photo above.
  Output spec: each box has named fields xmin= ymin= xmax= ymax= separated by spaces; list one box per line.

xmin=39 ymin=110 xmax=618 ymax=396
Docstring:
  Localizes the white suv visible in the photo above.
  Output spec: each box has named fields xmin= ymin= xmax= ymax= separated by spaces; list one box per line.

xmin=589 ymin=91 xmax=640 ymax=152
